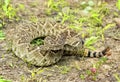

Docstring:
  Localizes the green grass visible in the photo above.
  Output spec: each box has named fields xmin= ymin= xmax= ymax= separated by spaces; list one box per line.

xmin=32 ymin=1 xmax=115 ymax=47
xmin=43 ymin=0 xmax=115 ymax=49
xmin=2 ymin=0 xmax=17 ymax=19
xmin=79 ymin=57 xmax=108 ymax=80
xmin=59 ymin=66 xmax=71 ymax=74
xmin=0 ymin=30 xmax=5 ymax=40
xmin=0 ymin=76 xmax=12 ymax=82
xmin=46 ymin=0 xmax=68 ymax=15
xmin=0 ymin=0 xmax=23 ymax=28
xmin=30 ymin=37 xmax=44 ymax=46
xmin=114 ymin=74 xmax=120 ymax=82
xmin=116 ymin=0 xmax=120 ymax=10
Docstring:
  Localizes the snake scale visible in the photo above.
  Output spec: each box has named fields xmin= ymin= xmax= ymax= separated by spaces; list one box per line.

xmin=5 ymin=18 xmax=111 ymax=66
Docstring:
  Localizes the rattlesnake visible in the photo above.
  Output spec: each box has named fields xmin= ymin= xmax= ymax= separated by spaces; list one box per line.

xmin=5 ymin=18 xmax=111 ymax=66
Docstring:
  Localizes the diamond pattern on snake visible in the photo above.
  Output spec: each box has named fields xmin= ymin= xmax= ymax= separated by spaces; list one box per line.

xmin=5 ymin=18 xmax=111 ymax=66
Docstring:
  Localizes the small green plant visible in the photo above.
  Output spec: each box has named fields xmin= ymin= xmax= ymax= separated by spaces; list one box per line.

xmin=0 ymin=20 xmax=5 ymax=29
xmin=92 ymin=57 xmax=107 ymax=69
xmin=20 ymin=75 xmax=25 ymax=81
xmin=89 ymin=57 xmax=108 ymax=78
xmin=116 ymin=0 xmax=120 ymax=10
xmin=80 ymin=74 xmax=85 ymax=80
xmin=17 ymin=4 xmax=25 ymax=10
xmin=46 ymin=0 xmax=112 ymax=53
xmin=29 ymin=16 xmax=38 ymax=23
xmin=46 ymin=0 xmax=68 ymax=15
xmin=0 ymin=30 xmax=5 ymax=40
xmin=0 ymin=0 xmax=22 ymax=30
xmin=89 ymin=12 xmax=103 ymax=26
xmin=114 ymin=74 xmax=120 ymax=82
xmin=79 ymin=57 xmax=108 ymax=80
xmin=84 ymin=36 xmax=99 ymax=50
xmin=0 ymin=23 xmax=3 ymax=29
xmin=27 ymin=68 xmax=45 ymax=82
xmin=0 ymin=76 xmax=12 ymax=82
xmin=96 ymin=23 xmax=115 ymax=40
xmin=2 ymin=0 xmax=17 ymax=19
xmin=57 ymin=7 xmax=75 ymax=23
xmin=87 ymin=3 xmax=109 ymax=27
xmin=29 ymin=1 xmax=38 ymax=7
xmin=80 ymin=0 xmax=95 ymax=14
xmin=59 ymin=66 xmax=71 ymax=74
xmin=71 ymin=3 xmax=111 ymax=42
xmin=30 ymin=37 xmax=44 ymax=46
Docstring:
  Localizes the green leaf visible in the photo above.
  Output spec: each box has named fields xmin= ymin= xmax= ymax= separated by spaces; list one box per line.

xmin=47 ymin=0 xmax=53 ymax=8
xmin=114 ymin=74 xmax=120 ymax=82
xmin=0 ymin=24 xmax=3 ymax=28
xmin=88 ymin=0 xmax=95 ymax=6
xmin=18 ymin=4 xmax=25 ymax=10
xmin=84 ymin=36 xmax=99 ymax=47
xmin=4 ymin=0 xmax=10 ymax=6
xmin=97 ymin=23 xmax=115 ymax=35
xmin=0 ymin=79 xmax=12 ymax=82
xmin=86 ymin=46 xmax=96 ymax=50
xmin=0 ymin=30 xmax=5 ymax=40
xmin=85 ymin=6 xmax=92 ymax=11
xmin=102 ymin=23 xmax=115 ymax=32
xmin=116 ymin=0 xmax=120 ymax=10
xmin=80 ymin=74 xmax=85 ymax=80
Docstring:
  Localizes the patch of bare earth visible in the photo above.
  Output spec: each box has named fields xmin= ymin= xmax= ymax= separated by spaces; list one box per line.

xmin=0 ymin=0 xmax=120 ymax=82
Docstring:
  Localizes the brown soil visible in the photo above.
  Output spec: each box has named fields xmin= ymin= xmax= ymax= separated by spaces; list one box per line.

xmin=0 ymin=0 xmax=120 ymax=82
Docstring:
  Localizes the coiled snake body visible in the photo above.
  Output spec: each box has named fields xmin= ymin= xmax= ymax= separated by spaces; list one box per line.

xmin=5 ymin=18 xmax=110 ymax=66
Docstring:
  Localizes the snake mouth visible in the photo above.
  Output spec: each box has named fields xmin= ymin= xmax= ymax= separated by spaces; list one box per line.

xmin=30 ymin=36 xmax=46 ymax=46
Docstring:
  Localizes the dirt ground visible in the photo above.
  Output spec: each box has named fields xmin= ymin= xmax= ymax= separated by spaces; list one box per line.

xmin=0 ymin=0 xmax=120 ymax=82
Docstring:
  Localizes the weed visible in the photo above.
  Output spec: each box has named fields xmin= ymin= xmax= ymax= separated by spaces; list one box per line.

xmin=29 ymin=1 xmax=38 ymax=7
xmin=46 ymin=0 xmax=113 ymax=50
xmin=89 ymin=57 xmax=108 ymax=80
xmin=28 ymin=69 xmax=37 ymax=79
xmin=80 ymin=0 xmax=95 ymax=9
xmin=29 ymin=16 xmax=38 ymax=23
xmin=57 ymin=7 xmax=75 ymax=23
xmin=92 ymin=57 xmax=108 ymax=69
xmin=114 ymin=74 xmax=120 ymax=82
xmin=46 ymin=0 xmax=68 ymax=15
xmin=0 ymin=76 xmax=12 ymax=82
xmin=20 ymin=75 xmax=26 ymax=81
xmin=17 ymin=4 xmax=25 ymax=10
xmin=89 ymin=12 xmax=103 ymax=26
xmin=8 ymin=62 xmax=14 ymax=68
xmin=30 ymin=37 xmax=44 ymax=46
xmin=59 ymin=66 xmax=71 ymax=74
xmin=86 ymin=3 xmax=108 ymax=27
xmin=0 ymin=0 xmax=22 ymax=31
xmin=0 ymin=21 xmax=4 ymax=29
xmin=69 ymin=24 xmax=82 ymax=31
xmin=84 ymin=36 xmax=99 ymax=50
xmin=79 ymin=57 xmax=108 ymax=80
xmin=80 ymin=74 xmax=85 ymax=80
xmin=86 ymin=69 xmax=92 ymax=75
xmin=29 ymin=68 xmax=45 ymax=80
xmin=96 ymin=23 xmax=115 ymax=40
xmin=116 ymin=0 xmax=120 ymax=10
xmin=0 ymin=30 xmax=5 ymax=40
xmin=37 ymin=69 xmax=44 ymax=75
xmin=2 ymin=0 xmax=17 ymax=19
